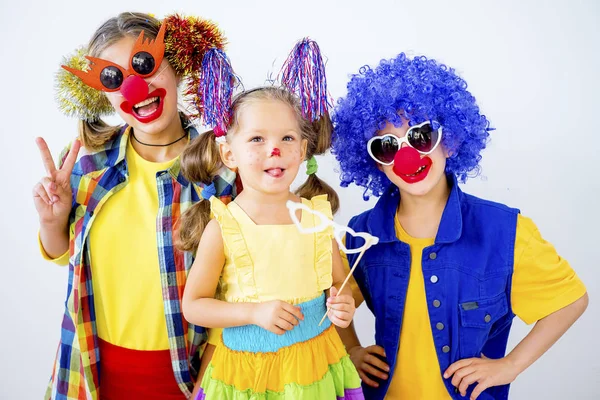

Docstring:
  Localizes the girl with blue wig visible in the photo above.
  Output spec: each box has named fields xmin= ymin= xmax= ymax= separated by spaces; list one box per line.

xmin=333 ymin=53 xmax=588 ymax=400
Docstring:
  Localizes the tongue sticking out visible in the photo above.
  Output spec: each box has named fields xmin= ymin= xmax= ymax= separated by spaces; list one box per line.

xmin=266 ymin=168 xmax=284 ymax=178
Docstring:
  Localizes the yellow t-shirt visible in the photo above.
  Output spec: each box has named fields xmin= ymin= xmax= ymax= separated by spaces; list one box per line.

xmin=345 ymin=213 xmax=586 ymax=399
xmin=87 ymin=138 xmax=177 ymax=350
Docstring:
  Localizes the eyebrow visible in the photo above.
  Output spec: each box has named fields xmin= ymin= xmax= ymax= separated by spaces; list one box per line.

xmin=238 ymin=129 xmax=300 ymax=136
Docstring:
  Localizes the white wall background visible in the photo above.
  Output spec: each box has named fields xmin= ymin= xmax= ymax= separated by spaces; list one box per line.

xmin=1 ymin=0 xmax=598 ymax=398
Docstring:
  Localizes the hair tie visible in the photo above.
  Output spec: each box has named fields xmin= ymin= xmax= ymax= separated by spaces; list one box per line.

xmin=201 ymin=182 xmax=217 ymax=200
xmin=306 ymin=156 xmax=318 ymax=176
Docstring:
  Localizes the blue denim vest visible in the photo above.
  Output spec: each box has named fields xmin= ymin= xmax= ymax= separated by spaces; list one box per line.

xmin=346 ymin=175 xmax=519 ymax=400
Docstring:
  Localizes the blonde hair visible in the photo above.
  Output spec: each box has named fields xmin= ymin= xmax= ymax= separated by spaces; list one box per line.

xmin=79 ymin=12 xmax=166 ymax=149
xmin=178 ymin=86 xmax=338 ymax=251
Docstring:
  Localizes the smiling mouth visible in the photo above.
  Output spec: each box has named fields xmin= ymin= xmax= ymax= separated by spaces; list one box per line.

xmin=133 ymin=96 xmax=160 ymax=118
xmin=393 ymin=157 xmax=433 ymax=184
xmin=120 ymin=88 xmax=166 ymax=123
xmin=402 ymin=165 xmax=427 ymax=177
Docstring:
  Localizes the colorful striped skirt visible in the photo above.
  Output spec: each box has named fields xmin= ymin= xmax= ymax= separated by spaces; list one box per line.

xmin=197 ymin=294 xmax=364 ymax=399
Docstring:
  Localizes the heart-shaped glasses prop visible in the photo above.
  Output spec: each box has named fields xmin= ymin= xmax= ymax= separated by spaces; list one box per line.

xmin=286 ymin=201 xmax=379 ymax=325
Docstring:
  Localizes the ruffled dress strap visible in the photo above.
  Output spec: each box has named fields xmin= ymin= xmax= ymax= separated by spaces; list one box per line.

xmin=302 ymin=195 xmax=334 ymax=291
xmin=209 ymin=197 xmax=258 ymax=300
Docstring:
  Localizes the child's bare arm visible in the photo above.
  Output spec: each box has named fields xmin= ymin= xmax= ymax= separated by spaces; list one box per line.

xmin=182 ymin=219 xmax=243 ymax=327
xmin=337 ymin=321 xmax=390 ymax=387
xmin=182 ymin=219 xmax=304 ymax=335
xmin=445 ymin=292 xmax=589 ymax=400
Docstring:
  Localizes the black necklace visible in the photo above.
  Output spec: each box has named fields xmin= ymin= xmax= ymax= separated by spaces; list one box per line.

xmin=131 ymin=130 xmax=188 ymax=147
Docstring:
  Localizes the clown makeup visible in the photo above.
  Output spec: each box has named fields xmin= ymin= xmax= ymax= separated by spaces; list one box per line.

xmin=366 ymin=121 xmax=443 ymax=185
xmin=372 ymin=119 xmax=448 ymax=190
xmin=62 ymin=23 xmax=172 ymax=124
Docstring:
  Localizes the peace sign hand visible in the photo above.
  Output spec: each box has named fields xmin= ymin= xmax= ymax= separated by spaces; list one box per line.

xmin=33 ymin=137 xmax=81 ymax=227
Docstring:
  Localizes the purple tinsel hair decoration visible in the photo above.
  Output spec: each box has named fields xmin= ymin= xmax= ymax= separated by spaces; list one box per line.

xmin=199 ymin=48 xmax=239 ymax=137
xmin=280 ymin=38 xmax=331 ymax=121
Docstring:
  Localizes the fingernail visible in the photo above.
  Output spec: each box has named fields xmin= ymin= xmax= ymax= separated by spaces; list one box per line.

xmin=50 ymin=183 xmax=57 ymax=190
xmin=52 ymin=196 xmax=59 ymax=202
xmin=443 ymin=373 xmax=448 ymax=379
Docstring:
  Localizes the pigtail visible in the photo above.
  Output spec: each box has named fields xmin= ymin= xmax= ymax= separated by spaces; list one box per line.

xmin=78 ymin=119 xmax=122 ymax=150
xmin=295 ymin=110 xmax=339 ymax=213
xmin=295 ymin=174 xmax=339 ymax=214
xmin=181 ymin=129 xmax=222 ymax=183
xmin=311 ymin=111 xmax=333 ymax=153
xmin=178 ymin=200 xmax=213 ymax=252
xmin=178 ymin=130 xmax=222 ymax=251
xmin=178 ymin=38 xmax=238 ymax=251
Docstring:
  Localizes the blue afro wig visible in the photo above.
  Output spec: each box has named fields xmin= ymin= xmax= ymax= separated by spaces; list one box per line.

xmin=332 ymin=53 xmax=492 ymax=198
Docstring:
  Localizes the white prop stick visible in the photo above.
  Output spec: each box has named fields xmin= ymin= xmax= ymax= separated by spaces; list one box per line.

xmin=318 ymin=236 xmax=372 ymax=326
xmin=285 ymin=200 xmax=379 ymax=326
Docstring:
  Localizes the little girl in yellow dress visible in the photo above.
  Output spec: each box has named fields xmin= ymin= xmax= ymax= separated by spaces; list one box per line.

xmin=180 ymin=84 xmax=364 ymax=399
xmin=178 ymin=38 xmax=364 ymax=398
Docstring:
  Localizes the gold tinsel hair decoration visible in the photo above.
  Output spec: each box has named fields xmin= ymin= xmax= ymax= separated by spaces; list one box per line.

xmin=55 ymin=47 xmax=114 ymax=122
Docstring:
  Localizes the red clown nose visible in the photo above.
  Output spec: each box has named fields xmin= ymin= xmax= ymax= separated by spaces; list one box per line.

xmin=392 ymin=146 xmax=433 ymax=184
xmin=393 ymin=147 xmax=422 ymax=176
xmin=119 ymin=75 xmax=149 ymax=113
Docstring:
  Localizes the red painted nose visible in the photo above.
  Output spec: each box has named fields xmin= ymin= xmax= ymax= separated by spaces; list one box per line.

xmin=271 ymin=148 xmax=281 ymax=157
xmin=120 ymin=75 xmax=149 ymax=106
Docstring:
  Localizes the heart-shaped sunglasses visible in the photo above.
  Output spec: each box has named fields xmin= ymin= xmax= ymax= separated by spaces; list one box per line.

xmin=367 ymin=121 xmax=442 ymax=165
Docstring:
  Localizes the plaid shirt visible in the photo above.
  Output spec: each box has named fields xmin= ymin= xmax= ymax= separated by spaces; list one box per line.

xmin=45 ymin=125 xmax=236 ymax=399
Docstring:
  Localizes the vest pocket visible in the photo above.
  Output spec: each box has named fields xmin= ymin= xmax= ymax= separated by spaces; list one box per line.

xmin=460 ymin=294 xmax=508 ymax=328
xmin=458 ymin=293 xmax=509 ymax=358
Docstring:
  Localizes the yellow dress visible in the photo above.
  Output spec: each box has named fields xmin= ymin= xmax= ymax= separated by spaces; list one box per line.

xmin=197 ymin=195 xmax=363 ymax=399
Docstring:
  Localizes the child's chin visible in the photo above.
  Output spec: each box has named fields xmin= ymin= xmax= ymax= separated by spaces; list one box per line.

xmin=261 ymin=181 xmax=292 ymax=194
xmin=392 ymin=177 xmax=434 ymax=197
xmin=405 ymin=184 xmax=434 ymax=197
